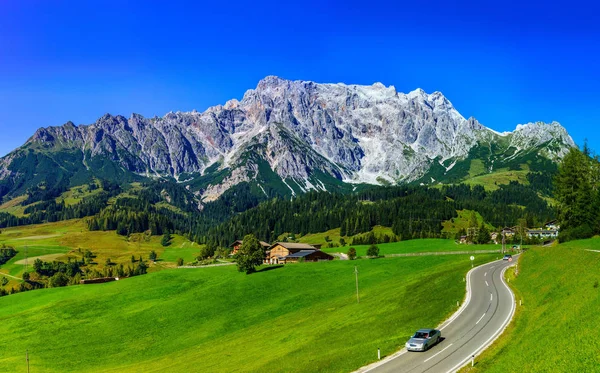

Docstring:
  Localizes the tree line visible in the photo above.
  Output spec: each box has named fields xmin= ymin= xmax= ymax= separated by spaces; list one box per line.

xmin=554 ymin=146 xmax=600 ymax=241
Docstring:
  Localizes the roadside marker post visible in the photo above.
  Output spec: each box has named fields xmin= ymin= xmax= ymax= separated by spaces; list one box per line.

xmin=354 ymin=266 xmax=360 ymax=304
xmin=471 ymin=355 xmax=475 ymax=367
xmin=378 ymin=348 xmax=381 ymax=360
xmin=470 ymin=256 xmax=475 ymax=268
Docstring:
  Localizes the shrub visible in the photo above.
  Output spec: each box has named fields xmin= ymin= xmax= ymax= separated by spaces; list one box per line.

xmin=177 ymin=258 xmax=184 ymax=267
xmin=367 ymin=244 xmax=380 ymax=258
xmin=347 ymin=247 xmax=357 ymax=260
xmin=48 ymin=272 xmax=69 ymax=288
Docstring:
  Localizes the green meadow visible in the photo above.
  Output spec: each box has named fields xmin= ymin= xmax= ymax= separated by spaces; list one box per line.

xmin=0 ymin=220 xmax=200 ymax=288
xmin=323 ymin=238 xmax=501 ymax=257
xmin=462 ymin=238 xmax=600 ymax=372
xmin=0 ymin=254 xmax=496 ymax=372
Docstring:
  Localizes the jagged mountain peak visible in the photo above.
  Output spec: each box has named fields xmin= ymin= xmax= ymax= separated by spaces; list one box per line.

xmin=1 ymin=76 xmax=576 ymax=202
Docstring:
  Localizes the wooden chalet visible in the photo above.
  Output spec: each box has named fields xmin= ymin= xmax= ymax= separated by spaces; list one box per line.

xmin=267 ymin=242 xmax=333 ymax=264
xmin=230 ymin=239 xmax=270 ymax=255
xmin=544 ymin=220 xmax=560 ymax=230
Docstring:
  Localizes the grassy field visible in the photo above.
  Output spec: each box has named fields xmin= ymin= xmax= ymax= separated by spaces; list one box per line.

xmin=323 ymin=238 xmax=501 ymax=257
xmin=461 ymin=238 xmax=600 ymax=372
xmin=0 ymin=253 xmax=497 ymax=372
xmin=0 ymin=220 xmax=200 ymax=288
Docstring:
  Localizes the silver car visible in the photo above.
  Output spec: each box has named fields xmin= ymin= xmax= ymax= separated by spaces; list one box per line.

xmin=405 ymin=329 xmax=441 ymax=351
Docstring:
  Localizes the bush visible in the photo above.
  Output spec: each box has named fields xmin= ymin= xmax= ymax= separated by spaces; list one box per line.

xmin=48 ymin=272 xmax=69 ymax=288
xmin=367 ymin=244 xmax=380 ymax=258
xmin=347 ymin=247 xmax=357 ymax=260
xmin=177 ymin=258 xmax=184 ymax=267
xmin=198 ymin=245 xmax=216 ymax=260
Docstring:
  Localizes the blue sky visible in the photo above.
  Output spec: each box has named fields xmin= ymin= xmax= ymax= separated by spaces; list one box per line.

xmin=1 ymin=0 xmax=599 ymax=157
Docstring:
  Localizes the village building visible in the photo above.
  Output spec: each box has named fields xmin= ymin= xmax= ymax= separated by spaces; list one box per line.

xmin=544 ymin=220 xmax=560 ymax=230
xmin=527 ymin=229 xmax=559 ymax=240
xmin=501 ymin=227 xmax=516 ymax=237
xmin=267 ymin=242 xmax=333 ymax=264
xmin=230 ymin=240 xmax=270 ymax=255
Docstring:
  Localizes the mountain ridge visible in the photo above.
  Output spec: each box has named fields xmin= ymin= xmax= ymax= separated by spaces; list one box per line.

xmin=0 ymin=76 xmax=575 ymax=202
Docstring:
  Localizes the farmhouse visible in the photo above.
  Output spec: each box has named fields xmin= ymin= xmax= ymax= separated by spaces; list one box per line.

xmin=544 ymin=220 xmax=560 ymax=230
xmin=267 ymin=242 xmax=333 ymax=264
xmin=230 ymin=239 xmax=270 ymax=255
xmin=501 ymin=227 xmax=516 ymax=237
xmin=527 ymin=229 xmax=559 ymax=239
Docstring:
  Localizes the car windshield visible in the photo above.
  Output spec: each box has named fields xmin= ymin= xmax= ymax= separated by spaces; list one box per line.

xmin=413 ymin=332 xmax=428 ymax=338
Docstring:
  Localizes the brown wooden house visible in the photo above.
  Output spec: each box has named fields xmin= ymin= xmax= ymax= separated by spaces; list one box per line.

xmin=267 ymin=242 xmax=333 ymax=264
xmin=230 ymin=240 xmax=270 ymax=255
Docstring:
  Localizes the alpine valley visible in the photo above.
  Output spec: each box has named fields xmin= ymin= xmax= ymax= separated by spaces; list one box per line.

xmin=0 ymin=76 xmax=574 ymax=206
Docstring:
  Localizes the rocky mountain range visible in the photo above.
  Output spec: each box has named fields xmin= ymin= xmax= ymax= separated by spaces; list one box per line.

xmin=0 ymin=76 xmax=575 ymax=203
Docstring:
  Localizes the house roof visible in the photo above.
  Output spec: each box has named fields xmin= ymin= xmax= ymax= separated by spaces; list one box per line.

xmin=230 ymin=240 xmax=270 ymax=248
xmin=285 ymin=250 xmax=317 ymax=258
xmin=270 ymin=242 xmax=317 ymax=250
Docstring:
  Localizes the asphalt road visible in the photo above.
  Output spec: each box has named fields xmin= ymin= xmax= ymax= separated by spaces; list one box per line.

xmin=363 ymin=257 xmax=517 ymax=373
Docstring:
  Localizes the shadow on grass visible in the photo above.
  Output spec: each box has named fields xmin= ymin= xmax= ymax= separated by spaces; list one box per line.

xmin=256 ymin=265 xmax=284 ymax=273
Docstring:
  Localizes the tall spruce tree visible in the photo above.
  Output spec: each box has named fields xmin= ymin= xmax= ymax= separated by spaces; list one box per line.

xmin=555 ymin=148 xmax=598 ymax=241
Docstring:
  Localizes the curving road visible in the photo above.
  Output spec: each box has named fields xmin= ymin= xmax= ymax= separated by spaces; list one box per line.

xmin=361 ymin=257 xmax=517 ymax=373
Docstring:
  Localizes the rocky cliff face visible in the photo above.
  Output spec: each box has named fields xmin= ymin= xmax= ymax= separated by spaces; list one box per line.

xmin=0 ymin=76 xmax=576 ymax=200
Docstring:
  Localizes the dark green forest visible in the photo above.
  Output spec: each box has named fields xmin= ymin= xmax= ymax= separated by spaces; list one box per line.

xmin=0 ymin=166 xmax=561 ymax=249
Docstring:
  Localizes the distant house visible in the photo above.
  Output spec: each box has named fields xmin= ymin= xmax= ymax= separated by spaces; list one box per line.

xmin=527 ymin=229 xmax=559 ymax=239
xmin=544 ymin=220 xmax=560 ymax=230
xmin=459 ymin=235 xmax=468 ymax=244
xmin=267 ymin=242 xmax=333 ymax=264
xmin=501 ymin=227 xmax=516 ymax=237
xmin=491 ymin=232 xmax=499 ymax=242
xmin=230 ymin=240 xmax=270 ymax=255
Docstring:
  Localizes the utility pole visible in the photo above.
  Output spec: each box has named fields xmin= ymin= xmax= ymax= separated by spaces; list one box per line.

xmin=354 ymin=266 xmax=360 ymax=304
xmin=502 ymin=231 xmax=505 ymax=254
xmin=24 ymin=246 xmax=28 ymax=273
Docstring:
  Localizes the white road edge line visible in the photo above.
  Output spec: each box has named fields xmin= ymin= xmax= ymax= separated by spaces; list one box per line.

xmin=475 ymin=313 xmax=486 ymax=325
xmin=490 ymin=293 xmax=493 ymax=301
xmin=484 ymin=272 xmax=487 ymax=277
xmin=424 ymin=343 xmax=454 ymax=363
xmin=485 ymin=280 xmax=489 ymax=286
xmin=356 ymin=258 xmax=508 ymax=373
xmin=445 ymin=264 xmax=517 ymax=373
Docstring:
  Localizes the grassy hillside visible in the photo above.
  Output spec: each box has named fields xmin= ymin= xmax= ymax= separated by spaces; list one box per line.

xmin=292 ymin=225 xmax=395 ymax=247
xmin=323 ymin=238 xmax=500 ymax=257
xmin=0 ymin=254 xmax=497 ymax=372
xmin=442 ymin=210 xmax=496 ymax=234
xmin=463 ymin=169 xmax=529 ymax=191
xmin=0 ymin=220 xmax=199 ymax=289
xmin=461 ymin=238 xmax=600 ymax=372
